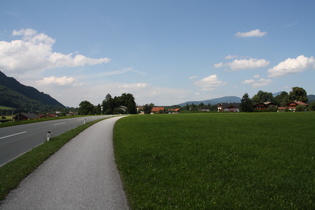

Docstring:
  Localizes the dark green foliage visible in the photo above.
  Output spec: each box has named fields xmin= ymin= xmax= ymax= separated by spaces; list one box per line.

xmin=143 ymin=104 xmax=154 ymax=114
xmin=240 ymin=93 xmax=253 ymax=112
xmin=252 ymin=90 xmax=275 ymax=104
xmin=308 ymin=102 xmax=315 ymax=111
xmin=275 ymin=91 xmax=290 ymax=106
xmin=0 ymin=71 xmax=64 ymax=113
xmin=289 ymin=87 xmax=308 ymax=103
xmin=102 ymin=93 xmax=137 ymax=114
xmin=78 ymin=100 xmax=95 ymax=115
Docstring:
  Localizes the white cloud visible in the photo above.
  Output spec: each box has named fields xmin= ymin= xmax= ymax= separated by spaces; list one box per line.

xmin=0 ymin=29 xmax=110 ymax=74
xmin=194 ymin=74 xmax=226 ymax=91
xmin=36 ymin=76 xmax=81 ymax=86
xmin=235 ymin=29 xmax=267 ymax=37
xmin=242 ymin=79 xmax=255 ymax=84
xmin=214 ymin=58 xmax=270 ymax=70
xmin=242 ymin=78 xmax=272 ymax=88
xmin=189 ymin=75 xmax=197 ymax=79
xmin=225 ymin=55 xmax=238 ymax=59
xmin=118 ymin=83 xmax=149 ymax=90
xmin=214 ymin=62 xmax=224 ymax=68
xmin=268 ymin=55 xmax=315 ymax=78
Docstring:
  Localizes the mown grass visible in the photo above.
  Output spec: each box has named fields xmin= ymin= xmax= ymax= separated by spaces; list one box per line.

xmin=114 ymin=112 xmax=315 ymax=209
xmin=0 ymin=118 xmax=106 ymax=201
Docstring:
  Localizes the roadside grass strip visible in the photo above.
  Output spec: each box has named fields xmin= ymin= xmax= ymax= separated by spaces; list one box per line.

xmin=114 ymin=112 xmax=315 ymax=209
xmin=0 ymin=118 xmax=106 ymax=201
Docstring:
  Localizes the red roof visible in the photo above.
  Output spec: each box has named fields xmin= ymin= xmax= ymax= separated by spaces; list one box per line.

xmin=151 ymin=107 xmax=165 ymax=112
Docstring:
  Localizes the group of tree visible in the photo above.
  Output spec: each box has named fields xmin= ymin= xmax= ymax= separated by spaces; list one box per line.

xmin=78 ymin=93 xmax=137 ymax=115
xmin=241 ymin=86 xmax=314 ymax=112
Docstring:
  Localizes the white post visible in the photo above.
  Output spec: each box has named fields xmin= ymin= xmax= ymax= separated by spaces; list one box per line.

xmin=84 ymin=119 xmax=86 ymax=124
xmin=47 ymin=131 xmax=51 ymax=141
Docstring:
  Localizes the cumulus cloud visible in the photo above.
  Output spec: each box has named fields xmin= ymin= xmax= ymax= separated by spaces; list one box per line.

xmin=235 ymin=29 xmax=267 ymax=37
xmin=242 ymin=77 xmax=272 ymax=88
xmin=194 ymin=74 xmax=226 ymax=91
xmin=36 ymin=76 xmax=81 ymax=86
xmin=0 ymin=29 xmax=110 ymax=74
xmin=268 ymin=55 xmax=315 ymax=78
xmin=214 ymin=58 xmax=270 ymax=70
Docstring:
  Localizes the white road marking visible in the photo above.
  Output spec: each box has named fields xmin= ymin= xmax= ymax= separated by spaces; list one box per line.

xmin=53 ymin=122 xmax=66 ymax=126
xmin=0 ymin=131 xmax=28 ymax=140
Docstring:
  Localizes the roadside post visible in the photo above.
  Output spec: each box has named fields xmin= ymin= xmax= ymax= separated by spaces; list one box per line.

xmin=47 ymin=131 xmax=51 ymax=141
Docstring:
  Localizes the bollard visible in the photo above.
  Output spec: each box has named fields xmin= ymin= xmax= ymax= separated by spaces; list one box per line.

xmin=84 ymin=119 xmax=86 ymax=124
xmin=47 ymin=131 xmax=51 ymax=141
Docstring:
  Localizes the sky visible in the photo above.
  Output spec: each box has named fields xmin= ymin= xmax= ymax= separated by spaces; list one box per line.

xmin=1 ymin=0 xmax=315 ymax=107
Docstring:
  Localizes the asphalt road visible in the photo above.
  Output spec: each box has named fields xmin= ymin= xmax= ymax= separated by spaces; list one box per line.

xmin=0 ymin=117 xmax=129 ymax=209
xmin=0 ymin=115 xmax=111 ymax=166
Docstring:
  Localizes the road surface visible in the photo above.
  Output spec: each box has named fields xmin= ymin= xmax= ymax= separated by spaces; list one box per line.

xmin=0 ymin=117 xmax=129 ymax=209
xmin=0 ymin=115 xmax=110 ymax=166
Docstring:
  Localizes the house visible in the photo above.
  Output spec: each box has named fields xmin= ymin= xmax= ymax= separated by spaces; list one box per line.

xmin=167 ymin=108 xmax=180 ymax=114
xmin=136 ymin=106 xmax=144 ymax=113
xmin=253 ymin=101 xmax=276 ymax=110
xmin=13 ymin=113 xmax=39 ymax=121
xmin=199 ymin=107 xmax=210 ymax=112
xmin=287 ymin=101 xmax=308 ymax=111
xmin=151 ymin=107 xmax=165 ymax=114
xmin=39 ymin=114 xmax=57 ymax=118
xmin=217 ymin=103 xmax=240 ymax=112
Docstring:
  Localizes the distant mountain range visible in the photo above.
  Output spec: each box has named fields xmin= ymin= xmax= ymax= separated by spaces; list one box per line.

xmin=177 ymin=93 xmax=315 ymax=107
xmin=177 ymin=96 xmax=241 ymax=107
xmin=0 ymin=71 xmax=64 ymax=112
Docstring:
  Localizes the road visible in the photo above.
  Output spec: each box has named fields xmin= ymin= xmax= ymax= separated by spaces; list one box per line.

xmin=0 ymin=115 xmax=110 ymax=166
xmin=0 ymin=117 xmax=129 ymax=209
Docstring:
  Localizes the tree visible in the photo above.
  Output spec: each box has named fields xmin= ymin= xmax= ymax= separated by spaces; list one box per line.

xmin=289 ymin=87 xmax=308 ymax=103
xmin=251 ymin=90 xmax=274 ymax=104
xmin=143 ymin=104 xmax=153 ymax=114
xmin=240 ymin=93 xmax=253 ymax=112
xmin=275 ymin=91 xmax=290 ymax=107
xmin=295 ymin=105 xmax=307 ymax=112
xmin=101 ymin=93 xmax=137 ymax=114
xmin=307 ymin=102 xmax=315 ymax=111
xmin=78 ymin=100 xmax=95 ymax=115
xmin=102 ymin=94 xmax=115 ymax=114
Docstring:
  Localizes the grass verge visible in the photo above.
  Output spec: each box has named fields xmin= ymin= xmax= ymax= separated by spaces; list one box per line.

xmin=0 ymin=118 xmax=106 ymax=201
xmin=114 ymin=112 xmax=315 ymax=209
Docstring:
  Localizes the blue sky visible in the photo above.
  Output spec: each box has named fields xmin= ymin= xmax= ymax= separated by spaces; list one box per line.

xmin=1 ymin=0 xmax=315 ymax=107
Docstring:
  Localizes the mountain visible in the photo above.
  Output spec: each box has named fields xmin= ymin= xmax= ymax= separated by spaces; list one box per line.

xmin=308 ymin=94 xmax=315 ymax=103
xmin=177 ymin=96 xmax=241 ymax=107
xmin=0 ymin=71 xmax=65 ymax=112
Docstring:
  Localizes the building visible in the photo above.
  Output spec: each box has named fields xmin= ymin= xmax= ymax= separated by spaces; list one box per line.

xmin=217 ymin=103 xmax=240 ymax=112
xmin=151 ymin=107 xmax=165 ymax=114
xmin=287 ymin=101 xmax=308 ymax=111
xmin=13 ymin=113 xmax=39 ymax=121
xmin=253 ymin=101 xmax=276 ymax=110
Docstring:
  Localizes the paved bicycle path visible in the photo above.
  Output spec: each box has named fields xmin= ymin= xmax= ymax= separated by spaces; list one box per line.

xmin=0 ymin=117 xmax=129 ymax=210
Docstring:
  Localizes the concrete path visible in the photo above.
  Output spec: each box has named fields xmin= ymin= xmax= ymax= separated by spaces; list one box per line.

xmin=0 ymin=117 xmax=129 ymax=210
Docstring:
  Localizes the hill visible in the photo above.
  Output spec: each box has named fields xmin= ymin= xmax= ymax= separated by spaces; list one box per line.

xmin=0 ymin=71 xmax=64 ymax=113
xmin=308 ymin=94 xmax=315 ymax=103
xmin=177 ymin=96 xmax=241 ymax=107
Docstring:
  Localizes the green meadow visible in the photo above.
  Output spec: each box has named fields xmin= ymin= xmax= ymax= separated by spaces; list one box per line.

xmin=114 ymin=112 xmax=315 ymax=209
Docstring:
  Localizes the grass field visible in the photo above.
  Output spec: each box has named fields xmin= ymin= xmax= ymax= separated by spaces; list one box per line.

xmin=114 ymin=112 xmax=315 ymax=209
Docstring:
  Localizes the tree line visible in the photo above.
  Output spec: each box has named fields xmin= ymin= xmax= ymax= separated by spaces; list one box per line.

xmin=78 ymin=93 xmax=137 ymax=115
xmin=241 ymin=86 xmax=314 ymax=112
